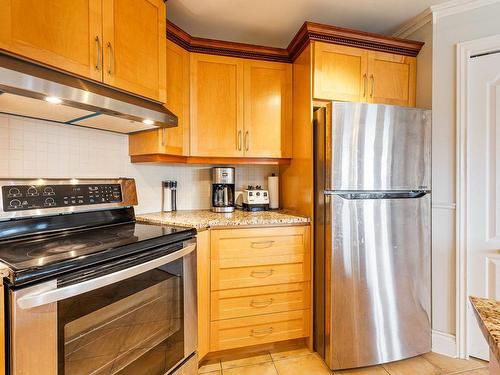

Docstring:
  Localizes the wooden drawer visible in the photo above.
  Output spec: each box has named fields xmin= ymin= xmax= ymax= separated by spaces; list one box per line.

xmin=210 ymin=309 xmax=310 ymax=351
xmin=211 ymin=226 xmax=310 ymax=290
xmin=212 ymin=261 xmax=310 ymax=290
xmin=211 ymin=226 xmax=309 ymax=265
xmin=211 ymin=282 xmax=310 ymax=320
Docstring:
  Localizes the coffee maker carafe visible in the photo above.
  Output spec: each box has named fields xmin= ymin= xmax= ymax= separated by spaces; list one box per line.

xmin=212 ymin=167 xmax=235 ymax=213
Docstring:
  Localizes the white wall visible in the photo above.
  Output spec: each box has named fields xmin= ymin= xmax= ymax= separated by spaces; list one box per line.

xmin=420 ymin=0 xmax=500 ymax=338
xmin=407 ymin=19 xmax=458 ymax=337
xmin=405 ymin=19 xmax=458 ymax=338
xmin=397 ymin=1 xmax=500 ymax=342
xmin=0 ymin=114 xmax=278 ymax=214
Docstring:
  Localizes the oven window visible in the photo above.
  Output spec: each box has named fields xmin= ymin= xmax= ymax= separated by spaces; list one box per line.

xmin=57 ymin=259 xmax=185 ymax=375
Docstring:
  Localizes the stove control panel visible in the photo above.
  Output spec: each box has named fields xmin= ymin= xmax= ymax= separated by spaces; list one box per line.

xmin=2 ymin=184 xmax=123 ymax=212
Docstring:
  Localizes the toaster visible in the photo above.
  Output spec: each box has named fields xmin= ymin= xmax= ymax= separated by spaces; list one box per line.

xmin=242 ymin=186 xmax=269 ymax=211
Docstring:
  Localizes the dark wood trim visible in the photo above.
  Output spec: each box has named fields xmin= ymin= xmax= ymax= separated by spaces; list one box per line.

xmin=130 ymin=154 xmax=292 ymax=165
xmin=167 ymin=21 xmax=290 ymax=63
xmin=288 ymin=22 xmax=424 ymax=60
xmin=166 ymin=20 xmax=424 ymax=63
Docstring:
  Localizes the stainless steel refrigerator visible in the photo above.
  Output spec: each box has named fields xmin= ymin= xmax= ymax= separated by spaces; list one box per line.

xmin=314 ymin=102 xmax=432 ymax=370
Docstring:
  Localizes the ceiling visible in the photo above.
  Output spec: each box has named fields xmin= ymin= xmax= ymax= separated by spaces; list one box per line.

xmin=167 ymin=0 xmax=443 ymax=48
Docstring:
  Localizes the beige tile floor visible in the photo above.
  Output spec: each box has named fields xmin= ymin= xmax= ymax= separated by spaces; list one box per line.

xmin=198 ymin=347 xmax=489 ymax=375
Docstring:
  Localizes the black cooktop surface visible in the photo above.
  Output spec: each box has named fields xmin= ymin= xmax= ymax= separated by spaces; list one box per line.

xmin=0 ymin=221 xmax=196 ymax=285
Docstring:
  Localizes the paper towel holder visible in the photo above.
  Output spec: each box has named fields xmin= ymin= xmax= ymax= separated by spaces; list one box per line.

xmin=268 ymin=173 xmax=279 ymax=210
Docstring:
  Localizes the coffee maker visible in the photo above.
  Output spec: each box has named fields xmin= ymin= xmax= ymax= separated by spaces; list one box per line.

xmin=211 ymin=167 xmax=235 ymax=213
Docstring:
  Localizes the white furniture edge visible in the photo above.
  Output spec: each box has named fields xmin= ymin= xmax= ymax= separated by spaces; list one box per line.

xmin=456 ymin=33 xmax=500 ymax=359
xmin=432 ymin=202 xmax=457 ymax=210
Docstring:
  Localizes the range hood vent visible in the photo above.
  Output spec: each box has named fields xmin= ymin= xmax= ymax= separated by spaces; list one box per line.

xmin=0 ymin=53 xmax=177 ymax=133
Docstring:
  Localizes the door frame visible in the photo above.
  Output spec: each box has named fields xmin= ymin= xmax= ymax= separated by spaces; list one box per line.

xmin=456 ymin=33 xmax=500 ymax=359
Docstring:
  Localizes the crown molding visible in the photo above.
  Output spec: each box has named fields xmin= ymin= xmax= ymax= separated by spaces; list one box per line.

xmin=167 ymin=20 xmax=424 ymax=63
xmin=166 ymin=21 xmax=290 ymax=63
xmin=431 ymin=0 xmax=500 ymax=21
xmin=392 ymin=8 xmax=433 ymax=38
xmin=288 ymin=22 xmax=424 ymax=60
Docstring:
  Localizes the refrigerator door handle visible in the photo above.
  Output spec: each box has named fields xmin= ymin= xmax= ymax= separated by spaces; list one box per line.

xmin=327 ymin=191 xmax=429 ymax=200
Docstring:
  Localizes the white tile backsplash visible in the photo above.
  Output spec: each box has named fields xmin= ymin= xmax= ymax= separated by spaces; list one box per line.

xmin=0 ymin=114 xmax=278 ymax=214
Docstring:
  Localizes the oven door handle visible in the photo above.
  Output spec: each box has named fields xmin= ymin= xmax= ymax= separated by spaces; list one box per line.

xmin=17 ymin=240 xmax=196 ymax=310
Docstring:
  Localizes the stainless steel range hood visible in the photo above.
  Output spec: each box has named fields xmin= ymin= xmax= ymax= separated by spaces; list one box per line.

xmin=0 ymin=53 xmax=177 ymax=133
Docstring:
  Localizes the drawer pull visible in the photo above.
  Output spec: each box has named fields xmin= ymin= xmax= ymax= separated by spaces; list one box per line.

xmin=250 ymin=269 xmax=274 ymax=278
xmin=251 ymin=327 xmax=274 ymax=337
xmin=250 ymin=298 xmax=274 ymax=308
xmin=250 ymin=240 xmax=275 ymax=249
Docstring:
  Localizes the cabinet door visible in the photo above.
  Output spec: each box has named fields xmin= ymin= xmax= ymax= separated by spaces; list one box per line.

xmin=367 ymin=51 xmax=416 ymax=107
xmin=243 ymin=60 xmax=292 ymax=158
xmin=313 ymin=42 xmax=368 ymax=102
xmin=128 ymin=40 xmax=189 ymax=156
xmin=102 ymin=0 xmax=166 ymax=101
xmin=0 ymin=0 xmax=102 ymax=81
xmin=190 ymin=54 xmax=244 ymax=157
xmin=163 ymin=40 xmax=190 ymax=155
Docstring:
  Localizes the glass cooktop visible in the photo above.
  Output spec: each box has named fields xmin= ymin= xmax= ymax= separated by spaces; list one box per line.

xmin=0 ymin=222 xmax=195 ymax=285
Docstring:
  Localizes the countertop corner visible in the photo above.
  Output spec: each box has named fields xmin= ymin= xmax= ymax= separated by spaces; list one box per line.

xmin=469 ymin=296 xmax=500 ymax=362
xmin=136 ymin=209 xmax=310 ymax=230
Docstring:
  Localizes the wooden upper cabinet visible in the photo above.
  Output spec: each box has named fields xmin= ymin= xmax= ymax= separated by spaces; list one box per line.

xmin=0 ymin=0 xmax=103 ymax=81
xmin=190 ymin=53 xmax=244 ymax=157
xmin=313 ymin=42 xmax=417 ymax=107
xmin=102 ymin=0 xmax=166 ymax=101
xmin=129 ymin=40 xmax=190 ymax=156
xmin=243 ymin=60 xmax=292 ymax=158
xmin=131 ymin=54 xmax=293 ymax=160
xmin=367 ymin=51 xmax=416 ymax=107
xmin=313 ymin=42 xmax=368 ymax=102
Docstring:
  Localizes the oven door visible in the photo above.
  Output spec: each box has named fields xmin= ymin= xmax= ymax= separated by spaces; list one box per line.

xmin=9 ymin=239 xmax=197 ymax=375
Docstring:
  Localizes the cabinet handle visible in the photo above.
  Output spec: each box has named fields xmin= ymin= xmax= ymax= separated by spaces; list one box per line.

xmin=370 ymin=74 xmax=374 ymax=97
xmin=250 ymin=269 xmax=274 ymax=278
xmin=250 ymin=298 xmax=274 ymax=308
xmin=161 ymin=128 xmax=167 ymax=147
xmin=362 ymin=74 xmax=367 ymax=97
xmin=245 ymin=131 xmax=249 ymax=151
xmin=237 ymin=130 xmax=242 ymax=151
xmin=107 ymin=42 xmax=114 ymax=75
xmin=250 ymin=240 xmax=275 ymax=249
xmin=251 ymin=327 xmax=273 ymax=337
xmin=95 ymin=36 xmax=101 ymax=71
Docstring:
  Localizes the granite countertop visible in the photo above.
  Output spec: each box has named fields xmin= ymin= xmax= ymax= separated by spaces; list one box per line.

xmin=470 ymin=296 xmax=500 ymax=362
xmin=136 ymin=209 xmax=310 ymax=230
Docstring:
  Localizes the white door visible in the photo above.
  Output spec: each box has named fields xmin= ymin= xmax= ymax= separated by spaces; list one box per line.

xmin=468 ymin=51 xmax=500 ymax=360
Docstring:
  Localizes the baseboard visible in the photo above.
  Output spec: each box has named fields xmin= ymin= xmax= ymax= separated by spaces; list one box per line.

xmin=432 ymin=330 xmax=457 ymax=357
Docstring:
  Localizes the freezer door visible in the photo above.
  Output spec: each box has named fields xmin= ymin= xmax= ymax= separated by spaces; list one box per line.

xmin=326 ymin=102 xmax=431 ymax=191
xmin=325 ymin=193 xmax=431 ymax=370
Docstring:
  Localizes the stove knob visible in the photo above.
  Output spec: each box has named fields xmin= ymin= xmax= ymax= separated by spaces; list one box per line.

xmin=44 ymin=197 xmax=55 ymax=206
xmin=27 ymin=186 xmax=38 ymax=196
xmin=43 ymin=186 xmax=55 ymax=196
xmin=8 ymin=187 xmax=20 ymax=197
xmin=9 ymin=199 xmax=21 ymax=207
